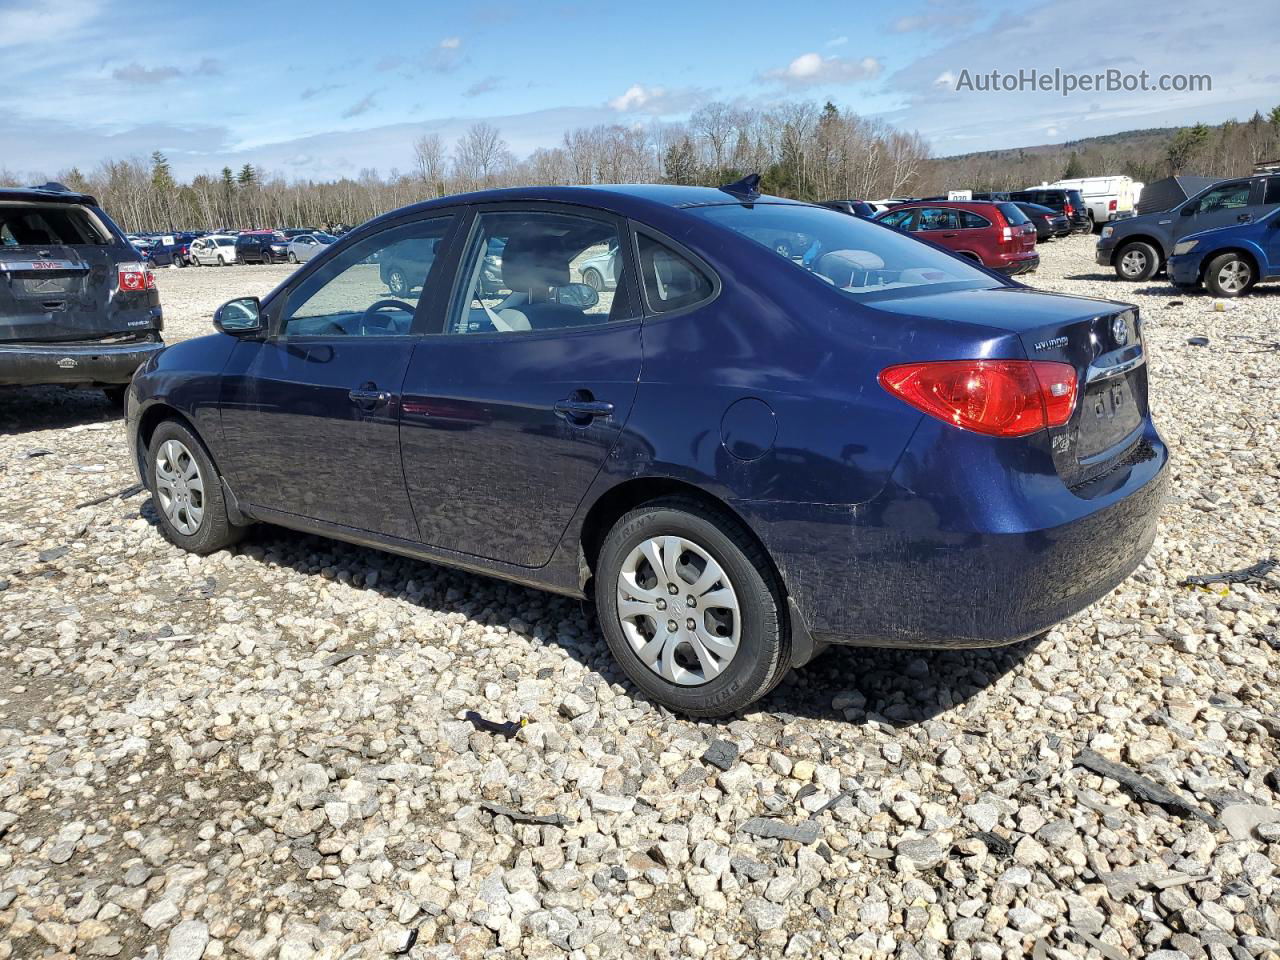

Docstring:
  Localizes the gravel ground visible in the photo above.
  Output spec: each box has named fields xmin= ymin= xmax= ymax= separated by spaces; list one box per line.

xmin=1 ymin=239 xmax=1278 ymax=960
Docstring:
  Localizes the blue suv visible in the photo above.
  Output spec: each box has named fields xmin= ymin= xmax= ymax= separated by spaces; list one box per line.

xmin=1167 ymin=206 xmax=1280 ymax=296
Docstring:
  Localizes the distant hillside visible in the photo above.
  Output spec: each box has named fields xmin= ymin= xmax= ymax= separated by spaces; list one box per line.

xmin=918 ymin=113 xmax=1279 ymax=194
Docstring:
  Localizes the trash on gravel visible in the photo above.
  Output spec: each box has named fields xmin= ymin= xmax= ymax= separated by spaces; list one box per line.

xmin=810 ymin=792 xmax=849 ymax=817
xmin=37 ymin=545 xmax=69 ymax=562
xmin=1074 ymin=749 xmax=1222 ymax=828
xmin=1181 ymin=557 xmax=1276 ymax=588
xmin=463 ymin=711 xmax=525 ymax=739
xmin=20 ymin=448 xmax=53 ymax=458
xmin=1186 ymin=336 xmax=1210 ymax=347
xmin=739 ymin=817 xmax=820 ymax=844
xmin=971 ymin=831 xmax=1013 ymax=859
xmin=75 ymin=482 xmax=145 ymax=509
xmin=321 ymin=649 xmax=363 ymax=668
xmin=480 ymin=802 xmax=570 ymax=827
xmin=700 ymin=738 xmax=739 ymax=770
xmin=1069 ymin=928 xmax=1129 ymax=960
xmin=396 ymin=929 xmax=419 ymax=956
xmin=1220 ymin=803 xmax=1280 ymax=841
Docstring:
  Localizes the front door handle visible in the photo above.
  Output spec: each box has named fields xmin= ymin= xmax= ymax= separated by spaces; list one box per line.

xmin=1237 ymin=213 xmax=1253 ymax=223
xmin=349 ymin=386 xmax=393 ymax=408
xmin=554 ymin=396 xmax=614 ymax=423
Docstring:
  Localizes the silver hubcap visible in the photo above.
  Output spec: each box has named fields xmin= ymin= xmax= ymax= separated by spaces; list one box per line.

xmin=616 ymin=535 xmax=741 ymax=686
xmin=1217 ymin=260 xmax=1250 ymax=293
xmin=1121 ymin=249 xmax=1146 ymax=276
xmin=154 ymin=439 xmax=205 ymax=536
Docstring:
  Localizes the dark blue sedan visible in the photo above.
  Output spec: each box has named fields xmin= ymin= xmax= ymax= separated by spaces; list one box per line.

xmin=125 ymin=181 xmax=1168 ymax=716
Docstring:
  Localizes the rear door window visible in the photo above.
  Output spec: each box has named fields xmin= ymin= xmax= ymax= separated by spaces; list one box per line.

xmin=0 ymin=204 xmax=112 ymax=246
xmin=997 ymin=203 xmax=1030 ymax=225
xmin=1264 ymin=178 xmax=1280 ymax=206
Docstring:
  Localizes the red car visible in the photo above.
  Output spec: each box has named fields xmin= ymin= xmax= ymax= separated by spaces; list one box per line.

xmin=874 ymin=201 xmax=1039 ymax=276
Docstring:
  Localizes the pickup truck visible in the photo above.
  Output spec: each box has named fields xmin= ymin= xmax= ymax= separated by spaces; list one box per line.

xmin=1095 ymin=174 xmax=1280 ymax=280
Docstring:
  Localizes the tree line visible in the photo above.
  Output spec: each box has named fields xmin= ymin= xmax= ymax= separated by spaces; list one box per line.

xmin=920 ymin=107 xmax=1280 ymax=193
xmin=0 ymin=100 xmax=930 ymax=232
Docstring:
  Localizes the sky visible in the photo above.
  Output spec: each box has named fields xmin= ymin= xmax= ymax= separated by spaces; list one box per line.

xmin=2 ymin=0 xmax=1277 ymax=181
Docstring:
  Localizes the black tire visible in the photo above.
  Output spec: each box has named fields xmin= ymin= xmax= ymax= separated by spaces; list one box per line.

xmin=288 ymin=251 xmax=298 ymax=263
xmin=102 ymin=385 xmax=127 ymax=407
xmin=217 ymin=255 xmax=227 ymax=266
xmin=1088 ymin=213 xmax=1097 ymax=232
xmin=595 ymin=497 xmax=789 ymax=717
xmin=583 ymin=268 xmax=604 ymax=292
xmin=191 ymin=256 xmax=201 ymax=267
xmin=1203 ymin=252 xmax=1255 ymax=297
xmin=387 ymin=268 xmax=409 ymax=296
xmin=147 ymin=420 xmax=245 ymax=555
xmin=1114 ymin=241 xmax=1159 ymax=281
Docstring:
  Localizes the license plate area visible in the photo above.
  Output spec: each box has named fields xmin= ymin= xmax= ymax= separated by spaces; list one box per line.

xmin=1077 ymin=373 xmax=1141 ymax=460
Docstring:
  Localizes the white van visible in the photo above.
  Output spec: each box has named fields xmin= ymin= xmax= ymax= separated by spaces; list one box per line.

xmin=1048 ymin=176 xmax=1139 ymax=226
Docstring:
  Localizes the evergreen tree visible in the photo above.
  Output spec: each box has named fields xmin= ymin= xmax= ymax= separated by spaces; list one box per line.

xmin=1061 ymin=151 xmax=1085 ymax=179
xmin=237 ymin=163 xmax=257 ymax=187
xmin=662 ymin=137 xmax=699 ymax=185
xmin=1167 ymin=123 xmax=1211 ymax=173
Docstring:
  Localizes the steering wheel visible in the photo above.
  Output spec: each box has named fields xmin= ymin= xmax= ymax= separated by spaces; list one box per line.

xmin=359 ymin=299 xmax=415 ymax=336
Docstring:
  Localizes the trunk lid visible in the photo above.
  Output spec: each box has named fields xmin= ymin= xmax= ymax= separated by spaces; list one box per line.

xmin=0 ymin=198 xmax=161 ymax=343
xmin=870 ymin=287 xmax=1149 ymax=488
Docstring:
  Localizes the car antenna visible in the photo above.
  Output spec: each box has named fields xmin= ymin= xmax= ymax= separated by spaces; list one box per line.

xmin=719 ymin=173 xmax=761 ymax=202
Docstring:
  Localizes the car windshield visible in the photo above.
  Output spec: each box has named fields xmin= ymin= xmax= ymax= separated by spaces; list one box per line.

xmin=689 ymin=203 xmax=999 ymax=300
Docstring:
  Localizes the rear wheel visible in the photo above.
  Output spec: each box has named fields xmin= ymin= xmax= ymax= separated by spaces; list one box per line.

xmin=583 ymin=268 xmax=604 ymax=292
xmin=595 ymin=498 xmax=788 ymax=717
xmin=147 ymin=420 xmax=245 ymax=554
xmin=1204 ymin=253 xmax=1254 ymax=297
xmin=1115 ymin=241 xmax=1159 ymax=281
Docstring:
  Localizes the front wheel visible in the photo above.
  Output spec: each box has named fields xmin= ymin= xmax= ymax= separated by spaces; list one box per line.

xmin=148 ymin=420 xmax=245 ymax=554
xmin=595 ymin=498 xmax=788 ymax=717
xmin=1204 ymin=253 xmax=1254 ymax=297
xmin=582 ymin=268 xmax=604 ymax=292
xmin=217 ymin=255 xmax=227 ymax=266
xmin=1115 ymin=241 xmax=1159 ymax=281
xmin=387 ymin=268 xmax=409 ymax=296
xmin=288 ymin=252 xmax=298 ymax=263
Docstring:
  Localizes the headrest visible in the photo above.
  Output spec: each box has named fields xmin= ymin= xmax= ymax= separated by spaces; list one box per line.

xmin=816 ymin=249 xmax=885 ymax=287
xmin=500 ymin=232 xmax=570 ymax=296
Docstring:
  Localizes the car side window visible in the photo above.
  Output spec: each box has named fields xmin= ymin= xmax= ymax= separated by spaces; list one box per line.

xmin=1195 ymin=182 xmax=1250 ymax=213
xmin=917 ymin=208 xmax=959 ymax=231
xmin=958 ymin=211 xmax=991 ymax=229
xmin=636 ymin=234 xmax=714 ymax=314
xmin=878 ymin=209 xmax=913 ymax=229
xmin=279 ymin=217 xmax=452 ymax=338
xmin=446 ymin=210 xmax=631 ymax=335
xmin=1264 ymin=178 xmax=1280 ymax=206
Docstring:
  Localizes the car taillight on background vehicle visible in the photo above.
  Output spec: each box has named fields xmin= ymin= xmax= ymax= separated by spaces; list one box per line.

xmin=118 ymin=262 xmax=156 ymax=292
xmin=1108 ymin=199 xmax=1117 ymax=212
xmin=879 ymin=359 xmax=1078 ymax=438
xmin=1064 ymin=203 xmax=1074 ymax=216
xmin=1001 ymin=226 xmax=1013 ymax=242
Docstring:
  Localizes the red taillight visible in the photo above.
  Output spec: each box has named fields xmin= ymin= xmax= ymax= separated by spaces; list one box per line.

xmin=878 ymin=360 xmax=1077 ymax=437
xmin=1064 ymin=203 xmax=1074 ymax=216
xmin=1108 ymin=199 xmax=1117 ymax=211
xmin=118 ymin=262 xmax=155 ymax=291
xmin=1001 ymin=226 xmax=1013 ymax=242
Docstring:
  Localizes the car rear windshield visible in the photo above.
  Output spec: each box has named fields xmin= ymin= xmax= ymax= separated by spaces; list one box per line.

xmin=0 ymin=203 xmax=112 ymax=246
xmin=997 ymin=203 xmax=1030 ymax=225
xmin=688 ymin=203 xmax=999 ymax=301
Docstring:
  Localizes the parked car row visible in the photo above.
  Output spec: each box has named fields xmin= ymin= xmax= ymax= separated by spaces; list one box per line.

xmin=129 ymin=227 xmax=340 ymax=268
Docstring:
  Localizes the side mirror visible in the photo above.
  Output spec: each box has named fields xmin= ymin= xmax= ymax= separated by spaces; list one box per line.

xmin=556 ymin=282 xmax=600 ymax=309
xmin=214 ymin=296 xmax=264 ymax=336
xmin=1180 ymin=204 xmax=1196 ymax=216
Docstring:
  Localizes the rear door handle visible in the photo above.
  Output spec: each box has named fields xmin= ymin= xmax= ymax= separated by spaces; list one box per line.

xmin=554 ymin=397 xmax=614 ymax=422
xmin=349 ymin=387 xmax=393 ymax=407
xmin=1237 ymin=213 xmax=1253 ymax=223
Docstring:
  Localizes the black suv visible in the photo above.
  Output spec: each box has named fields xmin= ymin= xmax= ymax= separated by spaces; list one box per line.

xmin=1009 ymin=188 xmax=1091 ymax=233
xmin=236 ymin=231 xmax=290 ymax=264
xmin=0 ymin=184 xmax=164 ymax=401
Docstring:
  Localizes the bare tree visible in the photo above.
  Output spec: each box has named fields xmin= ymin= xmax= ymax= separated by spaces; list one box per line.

xmin=412 ymin=133 xmax=447 ymax=195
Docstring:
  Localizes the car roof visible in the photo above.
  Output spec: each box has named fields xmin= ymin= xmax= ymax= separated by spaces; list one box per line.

xmin=887 ymin=200 xmax=1005 ymax=210
xmin=0 ymin=184 xmax=99 ymax=206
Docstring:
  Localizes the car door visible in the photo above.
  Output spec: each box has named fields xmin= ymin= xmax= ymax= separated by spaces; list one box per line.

xmin=218 ymin=213 xmax=457 ymax=539
xmin=398 ymin=204 xmax=643 ymax=567
xmin=1175 ymin=180 xmax=1253 ymax=241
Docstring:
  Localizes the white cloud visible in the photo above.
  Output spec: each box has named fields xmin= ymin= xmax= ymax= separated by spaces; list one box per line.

xmin=826 ymin=36 xmax=849 ymax=47
xmin=607 ymin=83 xmax=706 ymax=116
xmin=439 ymin=36 xmax=461 ymax=49
xmin=111 ymin=63 xmax=183 ymax=84
xmin=933 ymin=70 xmax=956 ymax=89
xmin=762 ymin=53 xmax=882 ymax=89
xmin=0 ymin=0 xmax=102 ymax=49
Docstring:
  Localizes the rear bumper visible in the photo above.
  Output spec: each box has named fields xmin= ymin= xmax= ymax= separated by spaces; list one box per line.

xmin=738 ymin=422 xmax=1168 ymax=649
xmin=994 ymin=254 xmax=1039 ymax=276
xmin=0 ymin=338 xmax=165 ymax=387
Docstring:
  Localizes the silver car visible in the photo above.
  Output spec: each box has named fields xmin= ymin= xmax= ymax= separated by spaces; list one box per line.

xmin=576 ymin=240 xmax=619 ymax=291
xmin=287 ymin=233 xmax=337 ymax=263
